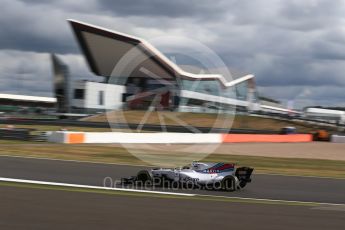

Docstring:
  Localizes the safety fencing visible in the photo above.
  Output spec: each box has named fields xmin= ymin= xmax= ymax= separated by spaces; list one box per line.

xmin=48 ymin=131 xmax=313 ymax=144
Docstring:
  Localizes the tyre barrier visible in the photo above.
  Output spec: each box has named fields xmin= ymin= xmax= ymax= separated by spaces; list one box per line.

xmin=48 ymin=131 xmax=313 ymax=144
xmin=0 ymin=128 xmax=33 ymax=141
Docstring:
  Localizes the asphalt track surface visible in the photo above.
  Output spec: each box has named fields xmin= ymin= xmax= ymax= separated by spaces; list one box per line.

xmin=0 ymin=155 xmax=344 ymax=204
xmin=1 ymin=185 xmax=344 ymax=230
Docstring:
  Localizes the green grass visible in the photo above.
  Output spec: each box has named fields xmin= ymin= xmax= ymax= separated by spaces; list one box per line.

xmin=0 ymin=124 xmax=112 ymax=133
xmin=84 ymin=111 xmax=328 ymax=132
xmin=0 ymin=140 xmax=43 ymax=144
xmin=0 ymin=124 xmax=153 ymax=134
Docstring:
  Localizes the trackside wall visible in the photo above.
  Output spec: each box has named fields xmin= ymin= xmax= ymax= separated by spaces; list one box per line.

xmin=331 ymin=135 xmax=345 ymax=143
xmin=47 ymin=132 xmax=313 ymax=144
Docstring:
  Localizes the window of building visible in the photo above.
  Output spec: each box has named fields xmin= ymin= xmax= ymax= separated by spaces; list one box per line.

xmin=235 ymin=81 xmax=248 ymax=101
xmin=99 ymin=91 xmax=104 ymax=105
xmin=74 ymin=89 xmax=85 ymax=99
xmin=222 ymin=86 xmax=236 ymax=99
xmin=181 ymin=80 xmax=221 ymax=96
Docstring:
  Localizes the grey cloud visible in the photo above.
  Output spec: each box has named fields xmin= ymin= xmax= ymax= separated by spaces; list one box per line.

xmin=18 ymin=0 xmax=99 ymax=14
xmin=230 ymin=0 xmax=345 ymax=31
xmin=0 ymin=0 xmax=78 ymax=53
xmin=253 ymin=57 xmax=345 ymax=87
xmin=258 ymin=85 xmax=345 ymax=108
xmin=95 ymin=0 xmax=227 ymax=19
xmin=311 ymin=40 xmax=345 ymax=61
xmin=0 ymin=0 xmax=345 ymax=106
xmin=0 ymin=50 xmax=96 ymax=96
xmin=0 ymin=50 xmax=53 ymax=96
xmin=19 ymin=0 xmax=227 ymax=20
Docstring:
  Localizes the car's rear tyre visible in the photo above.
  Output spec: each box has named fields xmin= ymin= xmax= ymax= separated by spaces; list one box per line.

xmin=221 ymin=176 xmax=236 ymax=191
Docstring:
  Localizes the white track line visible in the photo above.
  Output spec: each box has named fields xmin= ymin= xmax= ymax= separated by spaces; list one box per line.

xmin=196 ymin=194 xmax=345 ymax=206
xmin=0 ymin=177 xmax=344 ymax=206
xmin=0 ymin=177 xmax=194 ymax=197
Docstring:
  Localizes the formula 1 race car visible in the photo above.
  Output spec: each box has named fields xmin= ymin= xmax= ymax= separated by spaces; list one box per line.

xmin=121 ymin=162 xmax=254 ymax=191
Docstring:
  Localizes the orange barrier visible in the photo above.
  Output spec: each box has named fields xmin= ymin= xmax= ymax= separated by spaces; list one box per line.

xmin=67 ymin=133 xmax=85 ymax=144
xmin=222 ymin=134 xmax=313 ymax=143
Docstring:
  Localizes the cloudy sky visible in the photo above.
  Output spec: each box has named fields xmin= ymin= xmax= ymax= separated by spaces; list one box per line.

xmin=1 ymin=0 xmax=345 ymax=108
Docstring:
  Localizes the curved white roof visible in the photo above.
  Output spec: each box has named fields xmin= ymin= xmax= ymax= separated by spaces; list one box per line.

xmin=68 ymin=19 xmax=254 ymax=88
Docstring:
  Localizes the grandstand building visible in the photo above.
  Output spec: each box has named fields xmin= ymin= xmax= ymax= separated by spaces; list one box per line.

xmin=51 ymin=19 xmax=291 ymax=115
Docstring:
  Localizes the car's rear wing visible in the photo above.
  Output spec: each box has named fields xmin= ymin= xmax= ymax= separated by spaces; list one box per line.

xmin=235 ymin=167 xmax=254 ymax=183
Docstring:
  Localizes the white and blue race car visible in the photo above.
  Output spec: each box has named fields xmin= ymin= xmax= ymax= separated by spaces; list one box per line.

xmin=122 ymin=162 xmax=254 ymax=191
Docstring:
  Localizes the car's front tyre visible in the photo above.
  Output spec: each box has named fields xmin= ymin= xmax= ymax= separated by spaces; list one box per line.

xmin=136 ymin=170 xmax=153 ymax=187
